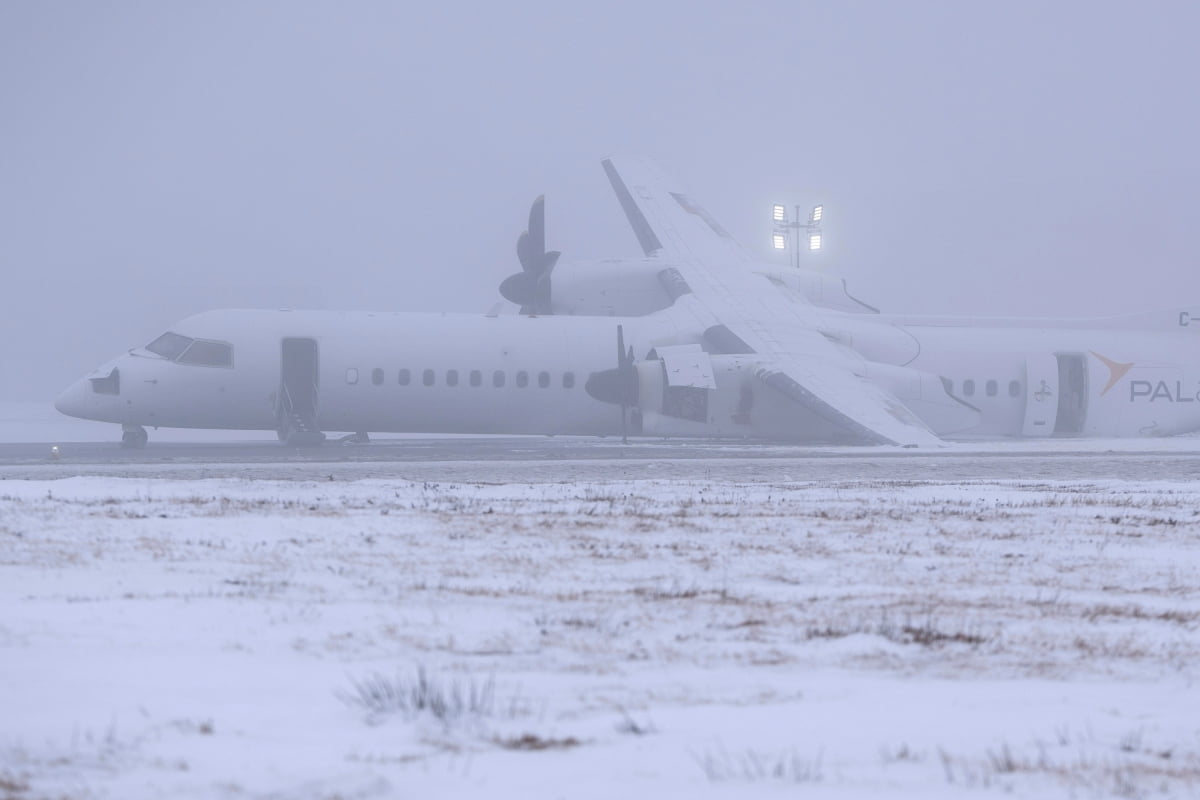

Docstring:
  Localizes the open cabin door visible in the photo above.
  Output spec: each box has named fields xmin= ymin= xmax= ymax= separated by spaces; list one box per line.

xmin=1022 ymin=354 xmax=1058 ymax=436
xmin=1022 ymin=353 xmax=1090 ymax=437
xmin=1053 ymin=353 xmax=1088 ymax=436
xmin=278 ymin=338 xmax=325 ymax=445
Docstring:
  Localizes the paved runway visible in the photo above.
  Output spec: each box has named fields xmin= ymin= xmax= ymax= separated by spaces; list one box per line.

xmin=2 ymin=436 xmax=1198 ymax=483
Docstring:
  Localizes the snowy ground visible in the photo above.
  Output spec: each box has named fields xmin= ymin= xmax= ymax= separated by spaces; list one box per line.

xmin=2 ymin=473 xmax=1200 ymax=798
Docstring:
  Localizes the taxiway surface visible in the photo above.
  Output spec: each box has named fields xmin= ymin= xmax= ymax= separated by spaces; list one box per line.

xmin=2 ymin=436 xmax=1198 ymax=483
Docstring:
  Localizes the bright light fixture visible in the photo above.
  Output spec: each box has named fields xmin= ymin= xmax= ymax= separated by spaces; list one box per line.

xmin=809 ymin=205 xmax=823 ymax=224
xmin=772 ymin=204 xmax=787 ymax=223
xmin=772 ymin=232 xmax=787 ymax=250
xmin=808 ymin=233 xmax=822 ymax=251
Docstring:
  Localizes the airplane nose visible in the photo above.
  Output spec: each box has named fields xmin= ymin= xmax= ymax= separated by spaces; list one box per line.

xmin=54 ymin=379 xmax=90 ymax=419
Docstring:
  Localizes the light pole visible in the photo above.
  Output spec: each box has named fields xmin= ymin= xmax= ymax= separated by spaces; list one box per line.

xmin=772 ymin=203 xmax=823 ymax=268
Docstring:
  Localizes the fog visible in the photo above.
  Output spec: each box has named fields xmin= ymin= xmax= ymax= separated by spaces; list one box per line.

xmin=4 ymin=1 xmax=1199 ymax=402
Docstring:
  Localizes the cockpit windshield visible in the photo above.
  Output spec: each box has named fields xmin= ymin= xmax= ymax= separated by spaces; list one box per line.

xmin=178 ymin=339 xmax=233 ymax=367
xmin=146 ymin=332 xmax=194 ymax=360
xmin=145 ymin=332 xmax=233 ymax=366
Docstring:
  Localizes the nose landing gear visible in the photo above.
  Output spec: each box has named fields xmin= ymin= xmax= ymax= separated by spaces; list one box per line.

xmin=121 ymin=424 xmax=148 ymax=449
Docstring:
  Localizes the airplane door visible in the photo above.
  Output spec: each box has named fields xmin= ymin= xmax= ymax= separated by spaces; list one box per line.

xmin=1022 ymin=354 xmax=1058 ymax=437
xmin=1053 ymin=353 xmax=1088 ymax=436
xmin=279 ymin=338 xmax=324 ymax=444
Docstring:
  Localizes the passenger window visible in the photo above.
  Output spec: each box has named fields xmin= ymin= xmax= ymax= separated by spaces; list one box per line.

xmin=538 ymin=371 xmax=550 ymax=388
xmin=178 ymin=340 xmax=233 ymax=367
xmin=146 ymin=332 xmax=194 ymax=361
xmin=447 ymin=369 xmax=459 ymax=387
xmin=398 ymin=369 xmax=411 ymax=386
xmin=1009 ymin=380 xmax=1021 ymax=397
xmin=563 ymin=372 xmax=575 ymax=389
xmin=493 ymin=370 xmax=505 ymax=388
xmin=469 ymin=370 xmax=481 ymax=387
xmin=944 ymin=379 xmax=954 ymax=395
xmin=963 ymin=379 xmax=975 ymax=397
xmin=371 ymin=368 xmax=384 ymax=386
xmin=516 ymin=371 xmax=529 ymax=388
xmin=423 ymin=369 xmax=435 ymax=387
xmin=986 ymin=379 xmax=997 ymax=397
xmin=346 ymin=368 xmax=359 ymax=385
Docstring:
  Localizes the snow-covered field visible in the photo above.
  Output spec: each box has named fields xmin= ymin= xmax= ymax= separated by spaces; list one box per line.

xmin=2 ymin=474 xmax=1199 ymax=798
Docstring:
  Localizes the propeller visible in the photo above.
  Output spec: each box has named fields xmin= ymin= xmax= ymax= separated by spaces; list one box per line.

xmin=584 ymin=324 xmax=640 ymax=442
xmin=499 ymin=195 xmax=561 ymax=315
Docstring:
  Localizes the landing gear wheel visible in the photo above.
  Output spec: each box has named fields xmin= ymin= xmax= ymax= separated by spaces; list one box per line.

xmin=120 ymin=426 xmax=148 ymax=449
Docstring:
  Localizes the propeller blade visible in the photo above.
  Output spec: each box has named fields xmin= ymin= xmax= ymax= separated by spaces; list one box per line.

xmin=584 ymin=325 xmax=640 ymax=437
xmin=528 ymin=195 xmax=546 ymax=261
xmin=618 ymin=325 xmax=630 ymax=442
xmin=503 ymin=195 xmax=559 ymax=314
xmin=500 ymin=272 xmax=536 ymax=307
xmin=516 ymin=230 xmax=535 ymax=273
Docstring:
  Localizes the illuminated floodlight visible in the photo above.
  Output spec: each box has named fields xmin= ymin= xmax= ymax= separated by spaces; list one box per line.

xmin=772 ymin=232 xmax=787 ymax=250
xmin=809 ymin=205 xmax=823 ymax=224
xmin=772 ymin=204 xmax=787 ymax=223
xmin=808 ymin=233 xmax=822 ymax=251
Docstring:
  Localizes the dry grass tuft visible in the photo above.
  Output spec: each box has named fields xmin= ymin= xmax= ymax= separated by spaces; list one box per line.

xmin=694 ymin=747 xmax=823 ymax=783
xmin=0 ymin=771 xmax=31 ymax=795
xmin=338 ymin=666 xmax=498 ymax=724
xmin=492 ymin=733 xmax=582 ymax=751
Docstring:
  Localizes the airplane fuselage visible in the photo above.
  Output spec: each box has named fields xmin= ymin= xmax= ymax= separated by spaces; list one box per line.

xmin=55 ymin=306 xmax=1200 ymax=443
xmin=56 ymin=309 xmax=671 ymax=437
xmin=903 ymin=323 xmax=1200 ymax=438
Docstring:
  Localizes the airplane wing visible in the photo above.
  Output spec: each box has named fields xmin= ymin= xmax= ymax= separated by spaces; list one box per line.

xmin=602 ymin=156 xmax=942 ymax=447
xmin=601 ymin=156 xmax=752 ymax=265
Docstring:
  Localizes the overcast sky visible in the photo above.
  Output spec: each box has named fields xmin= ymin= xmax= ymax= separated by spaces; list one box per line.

xmin=3 ymin=1 xmax=1199 ymax=402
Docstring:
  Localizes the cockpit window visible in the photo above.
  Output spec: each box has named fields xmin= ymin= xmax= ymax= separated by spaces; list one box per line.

xmin=90 ymin=367 xmax=120 ymax=395
xmin=178 ymin=339 xmax=233 ymax=367
xmin=146 ymin=332 xmax=194 ymax=360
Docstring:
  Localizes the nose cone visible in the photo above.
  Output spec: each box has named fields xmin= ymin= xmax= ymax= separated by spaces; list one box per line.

xmin=54 ymin=378 xmax=92 ymax=419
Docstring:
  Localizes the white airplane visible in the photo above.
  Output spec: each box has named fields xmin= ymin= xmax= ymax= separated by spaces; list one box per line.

xmin=55 ymin=157 xmax=1200 ymax=448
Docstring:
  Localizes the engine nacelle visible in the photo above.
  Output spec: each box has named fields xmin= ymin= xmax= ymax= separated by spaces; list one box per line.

xmin=547 ymin=259 xmax=673 ymax=316
xmin=542 ymin=260 xmax=884 ymax=319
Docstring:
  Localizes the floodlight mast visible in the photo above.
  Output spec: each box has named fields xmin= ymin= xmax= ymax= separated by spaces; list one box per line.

xmin=771 ymin=202 xmax=824 ymax=268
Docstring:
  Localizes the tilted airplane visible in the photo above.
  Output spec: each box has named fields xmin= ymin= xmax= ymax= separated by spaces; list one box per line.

xmin=55 ymin=157 xmax=1200 ymax=448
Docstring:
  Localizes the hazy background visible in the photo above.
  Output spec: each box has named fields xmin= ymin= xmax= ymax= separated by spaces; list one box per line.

xmin=3 ymin=1 xmax=1199 ymax=402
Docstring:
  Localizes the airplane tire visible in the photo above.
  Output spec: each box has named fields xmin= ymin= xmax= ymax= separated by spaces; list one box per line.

xmin=121 ymin=429 xmax=148 ymax=449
